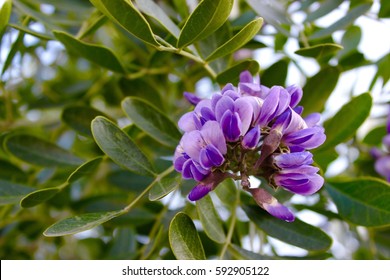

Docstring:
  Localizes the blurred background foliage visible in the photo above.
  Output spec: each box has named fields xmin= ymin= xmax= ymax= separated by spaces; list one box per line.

xmin=0 ymin=0 xmax=390 ymax=260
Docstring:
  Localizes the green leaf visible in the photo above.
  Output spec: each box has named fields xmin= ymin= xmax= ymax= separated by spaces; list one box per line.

xmin=4 ymin=134 xmax=83 ymax=167
xmin=0 ymin=0 xmax=13 ymax=34
xmin=0 ymin=179 xmax=35 ymax=206
xmin=90 ymin=0 xmax=160 ymax=47
xmin=135 ymin=0 xmax=180 ymax=38
xmin=206 ymin=18 xmax=263 ymax=61
xmin=216 ymin=59 xmax=260 ymax=85
xmin=304 ymin=0 xmax=344 ymax=22
xmin=196 ymin=196 xmax=226 ymax=243
xmin=149 ymin=174 xmax=181 ymax=201
xmin=62 ymin=105 xmax=109 ymax=137
xmin=243 ymin=205 xmax=332 ymax=251
xmin=379 ymin=0 xmax=390 ymax=18
xmin=0 ymin=159 xmax=27 ymax=183
xmin=362 ymin=125 xmax=387 ymax=146
xmin=326 ymin=178 xmax=390 ymax=227
xmin=169 ymin=212 xmax=206 ymax=260
xmin=20 ymin=187 xmax=61 ymax=208
xmin=91 ymin=117 xmax=155 ymax=176
xmin=228 ymin=244 xmax=271 ymax=260
xmin=177 ymin=0 xmax=234 ymax=48
xmin=67 ymin=157 xmax=103 ymax=184
xmin=377 ymin=53 xmax=390 ymax=85
xmin=246 ymin=0 xmax=290 ymax=37
xmin=44 ymin=211 xmax=123 ymax=237
xmin=121 ymin=97 xmax=181 ymax=148
xmin=338 ymin=26 xmax=362 ymax=59
xmin=261 ymin=59 xmax=289 ymax=87
xmin=309 ymin=3 xmax=372 ymax=40
xmin=53 ymin=31 xmax=125 ymax=73
xmin=295 ymin=43 xmax=343 ymax=58
xmin=300 ymin=67 xmax=340 ymax=115
xmin=319 ymin=93 xmax=372 ymax=151
xmin=20 ymin=157 xmax=103 ymax=208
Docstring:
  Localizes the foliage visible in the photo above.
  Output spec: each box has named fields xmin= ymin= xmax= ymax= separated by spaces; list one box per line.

xmin=0 ymin=0 xmax=390 ymax=260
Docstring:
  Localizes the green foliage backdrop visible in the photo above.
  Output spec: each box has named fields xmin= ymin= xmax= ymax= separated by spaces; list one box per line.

xmin=0 ymin=0 xmax=390 ymax=260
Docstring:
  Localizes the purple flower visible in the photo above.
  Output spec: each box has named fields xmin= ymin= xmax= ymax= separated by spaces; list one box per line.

xmin=282 ymin=126 xmax=326 ymax=151
xmin=375 ymin=156 xmax=390 ymax=181
xmin=184 ymin=92 xmax=202 ymax=105
xmin=373 ymin=113 xmax=390 ymax=181
xmin=242 ymin=126 xmax=261 ymax=149
xmin=272 ymin=152 xmax=324 ymax=195
xmin=286 ymin=85 xmax=303 ymax=108
xmin=248 ymin=188 xmax=295 ymax=222
xmin=174 ymin=70 xmax=326 ymax=222
xmin=174 ymin=121 xmax=227 ymax=182
xmin=188 ymin=171 xmax=231 ymax=201
xmin=256 ymin=86 xmax=290 ymax=127
xmin=213 ymin=95 xmax=254 ymax=142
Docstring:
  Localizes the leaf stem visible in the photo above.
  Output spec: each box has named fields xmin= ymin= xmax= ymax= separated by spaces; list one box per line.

xmin=122 ymin=165 xmax=174 ymax=213
xmin=156 ymin=45 xmax=217 ymax=79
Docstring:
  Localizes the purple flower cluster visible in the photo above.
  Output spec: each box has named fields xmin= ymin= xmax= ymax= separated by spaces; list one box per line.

xmin=372 ymin=114 xmax=390 ymax=181
xmin=174 ymin=71 xmax=326 ymax=222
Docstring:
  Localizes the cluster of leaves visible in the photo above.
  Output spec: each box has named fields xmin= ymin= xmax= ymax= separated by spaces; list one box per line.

xmin=0 ymin=0 xmax=390 ymax=260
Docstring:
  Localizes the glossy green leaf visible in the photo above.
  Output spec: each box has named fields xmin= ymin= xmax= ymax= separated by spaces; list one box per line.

xmin=300 ymin=67 xmax=340 ymax=115
xmin=4 ymin=134 xmax=83 ymax=167
xmin=121 ymin=97 xmax=181 ymax=148
xmin=246 ymin=0 xmax=290 ymax=37
xmin=196 ymin=196 xmax=226 ymax=243
xmin=149 ymin=174 xmax=181 ymax=201
xmin=91 ymin=117 xmax=155 ymax=176
xmin=0 ymin=179 xmax=35 ymax=206
xmin=379 ymin=0 xmax=390 ymax=18
xmin=243 ymin=205 xmax=332 ymax=251
xmin=67 ymin=157 xmax=103 ymax=183
xmin=261 ymin=59 xmax=289 ymax=87
xmin=206 ymin=18 xmax=263 ymax=61
xmin=62 ymin=105 xmax=109 ymax=137
xmin=20 ymin=187 xmax=61 ymax=208
xmin=305 ymin=0 xmax=344 ymax=22
xmin=319 ymin=93 xmax=372 ymax=151
xmin=53 ymin=31 xmax=125 ymax=73
xmin=135 ymin=0 xmax=180 ymax=38
xmin=295 ymin=43 xmax=343 ymax=58
xmin=177 ymin=0 xmax=234 ymax=48
xmin=228 ymin=244 xmax=270 ymax=260
xmin=0 ymin=0 xmax=13 ymax=34
xmin=309 ymin=3 xmax=372 ymax=40
xmin=216 ymin=59 xmax=260 ymax=85
xmin=169 ymin=212 xmax=206 ymax=260
xmin=326 ymin=178 xmax=390 ymax=227
xmin=90 ymin=0 xmax=160 ymax=47
xmin=0 ymin=159 xmax=27 ymax=183
xmin=362 ymin=125 xmax=387 ymax=146
xmin=44 ymin=211 xmax=123 ymax=237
